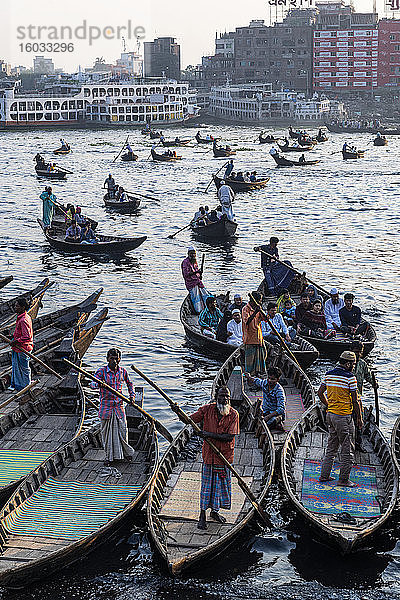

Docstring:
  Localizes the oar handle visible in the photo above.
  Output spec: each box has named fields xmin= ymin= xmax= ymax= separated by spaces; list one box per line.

xmin=130 ymin=362 xmax=272 ymax=527
xmin=255 ymin=248 xmax=329 ymax=297
xmin=0 ymin=332 xmax=63 ymax=380
xmin=0 ymin=379 xmax=39 ymax=411
xmin=168 ymin=223 xmax=191 ymax=239
xmin=63 ymin=359 xmax=173 ymax=442
xmin=371 ymin=372 xmax=380 ymax=427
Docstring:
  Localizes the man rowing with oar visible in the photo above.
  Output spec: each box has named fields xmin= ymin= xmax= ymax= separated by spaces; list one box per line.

xmin=9 ymin=297 xmax=33 ymax=392
xmin=90 ymin=348 xmax=136 ymax=466
xmin=190 ymin=386 xmax=239 ymax=530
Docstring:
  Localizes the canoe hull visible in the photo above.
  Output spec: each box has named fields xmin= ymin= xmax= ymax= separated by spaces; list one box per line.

xmin=213 ymin=174 xmax=269 ymax=192
xmin=191 ymin=218 xmax=237 ymax=239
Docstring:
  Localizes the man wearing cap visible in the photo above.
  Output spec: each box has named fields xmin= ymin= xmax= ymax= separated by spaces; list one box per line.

xmin=324 ymin=288 xmax=344 ymax=330
xmin=217 ymin=180 xmax=235 ymax=221
xmin=318 ymin=351 xmax=362 ymax=487
xmin=242 ymin=291 xmax=267 ymax=375
xmin=181 ymin=247 xmax=211 ymax=314
xmin=226 ymin=309 xmax=243 ymax=346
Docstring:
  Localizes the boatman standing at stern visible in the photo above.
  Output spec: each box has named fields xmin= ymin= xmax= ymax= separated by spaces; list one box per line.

xmin=191 ymin=386 xmax=239 ymax=530
xmin=10 ymin=297 xmax=33 ymax=391
xmin=318 ymin=351 xmax=362 ymax=487
xmin=90 ymin=348 xmax=136 ymax=466
xmin=181 ymin=247 xmax=211 ymax=314
xmin=224 ymin=159 xmax=234 ymax=179
xmin=104 ymin=174 xmax=116 ymax=199
xmin=217 ymin=180 xmax=235 ymax=221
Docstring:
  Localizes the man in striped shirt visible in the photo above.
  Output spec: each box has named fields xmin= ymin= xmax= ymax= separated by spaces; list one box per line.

xmin=90 ymin=348 xmax=136 ymax=466
xmin=318 ymin=351 xmax=362 ymax=487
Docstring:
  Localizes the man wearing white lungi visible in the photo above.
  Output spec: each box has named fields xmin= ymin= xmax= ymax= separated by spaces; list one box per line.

xmin=90 ymin=348 xmax=135 ymax=466
xmin=217 ymin=180 xmax=235 ymax=221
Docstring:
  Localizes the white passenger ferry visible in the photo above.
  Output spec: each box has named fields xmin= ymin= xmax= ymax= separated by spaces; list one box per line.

xmin=0 ymin=78 xmax=200 ymax=129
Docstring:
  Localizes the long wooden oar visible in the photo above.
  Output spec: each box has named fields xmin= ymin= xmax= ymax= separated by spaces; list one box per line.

xmin=371 ymin=372 xmax=380 ymax=427
xmin=54 ymin=165 xmax=73 ymax=174
xmin=130 ymin=362 xmax=272 ymax=528
xmin=255 ymin=248 xmax=330 ymax=297
xmin=0 ymin=380 xmax=39 ymax=411
xmin=204 ymin=162 xmax=228 ymax=193
xmin=63 ymin=359 xmax=173 ymax=443
xmin=46 ymin=197 xmax=68 ymax=218
xmin=124 ymin=191 xmax=161 ymax=203
xmin=168 ymin=222 xmax=192 ymax=239
xmin=249 ymin=293 xmax=301 ymax=368
xmin=113 ymin=135 xmax=129 ymax=163
xmin=0 ymin=332 xmax=63 ymax=380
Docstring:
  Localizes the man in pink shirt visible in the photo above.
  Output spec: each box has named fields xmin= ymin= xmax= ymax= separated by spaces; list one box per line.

xmin=10 ymin=297 xmax=33 ymax=391
xmin=181 ymin=247 xmax=211 ymax=314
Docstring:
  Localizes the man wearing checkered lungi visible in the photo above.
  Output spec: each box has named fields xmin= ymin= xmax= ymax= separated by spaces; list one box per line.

xmin=190 ymin=387 xmax=240 ymax=530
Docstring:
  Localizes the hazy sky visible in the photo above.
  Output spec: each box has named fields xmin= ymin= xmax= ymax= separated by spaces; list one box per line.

xmin=0 ymin=0 xmax=392 ymax=72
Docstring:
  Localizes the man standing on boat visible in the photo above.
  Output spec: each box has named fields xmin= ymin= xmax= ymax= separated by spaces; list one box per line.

xmin=10 ymin=298 xmax=33 ymax=391
xmin=318 ymin=351 xmax=362 ymax=487
xmin=90 ymin=348 xmax=136 ymax=466
xmin=104 ymin=174 xmax=117 ymax=199
xmin=254 ymin=237 xmax=294 ymax=295
xmin=40 ymin=186 xmax=56 ymax=231
xmin=191 ymin=386 xmax=239 ymax=530
xmin=181 ymin=247 xmax=211 ymax=314
xmin=217 ymin=181 xmax=235 ymax=222
xmin=224 ymin=160 xmax=234 ymax=179
xmin=242 ymin=291 xmax=267 ymax=376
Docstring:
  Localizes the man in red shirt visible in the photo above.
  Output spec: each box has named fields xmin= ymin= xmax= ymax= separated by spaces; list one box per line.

xmin=10 ymin=297 xmax=33 ymax=391
xmin=191 ymin=386 xmax=239 ymax=530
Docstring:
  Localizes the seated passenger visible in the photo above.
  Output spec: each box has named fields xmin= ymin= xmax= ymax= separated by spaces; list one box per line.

xmin=75 ymin=206 xmax=86 ymax=226
xmin=236 ymin=172 xmax=245 ymax=182
xmin=338 ymin=293 xmax=368 ymax=337
xmin=207 ymin=210 xmax=219 ymax=223
xmin=299 ymin=299 xmax=334 ymax=339
xmin=198 ymin=296 xmax=223 ymax=339
xmin=65 ymin=204 xmax=75 ymax=224
xmin=118 ymin=187 xmax=127 ymax=202
xmin=216 ymin=309 xmax=233 ymax=343
xmin=226 ymin=309 xmax=243 ymax=346
xmin=80 ymin=222 xmax=98 ymax=244
xmin=324 ymin=287 xmax=344 ymax=330
xmin=294 ymin=292 xmax=312 ymax=329
xmin=249 ymin=171 xmax=257 ymax=182
xmin=261 ymin=302 xmax=296 ymax=345
xmin=299 ymin=154 xmax=306 ymax=164
xmin=281 ymin=299 xmax=296 ymax=326
xmin=244 ymin=367 xmax=286 ymax=431
xmin=244 ymin=172 xmax=251 ymax=182
xmin=277 ymin=288 xmax=295 ymax=313
xmin=228 ymin=293 xmax=246 ymax=313
xmin=216 ymin=206 xmax=223 ymax=219
xmin=65 ymin=219 xmax=81 ymax=242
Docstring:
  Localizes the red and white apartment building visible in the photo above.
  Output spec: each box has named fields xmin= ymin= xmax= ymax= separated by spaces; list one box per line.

xmin=378 ymin=18 xmax=400 ymax=87
xmin=313 ymin=1 xmax=379 ymax=91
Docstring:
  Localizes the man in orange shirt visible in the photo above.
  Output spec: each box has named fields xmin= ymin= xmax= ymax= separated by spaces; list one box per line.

xmin=10 ymin=297 xmax=33 ymax=391
xmin=191 ymin=386 xmax=240 ymax=530
xmin=242 ymin=291 xmax=267 ymax=375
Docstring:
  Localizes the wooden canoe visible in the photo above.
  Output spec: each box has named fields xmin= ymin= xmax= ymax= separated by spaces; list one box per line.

xmin=0 ymin=308 xmax=109 ymax=402
xmin=277 ymin=144 xmax=313 ymax=153
xmin=282 ymin=404 xmax=398 ymax=553
xmin=151 ymin=149 xmax=182 ymax=162
xmin=257 ymin=280 xmax=376 ymax=359
xmin=0 ymin=279 xmax=53 ymax=329
xmin=288 ymin=127 xmax=301 ymax=139
xmin=0 ymin=288 xmax=103 ymax=354
xmin=213 ymin=146 xmax=236 ymax=158
xmin=0 ymin=387 xmax=158 ymax=587
xmin=271 ymin=155 xmax=320 ymax=167
xmin=53 ymin=148 xmax=71 ymax=155
xmin=391 ymin=415 xmax=400 ymax=474
xmin=190 ymin=217 xmax=237 ymax=239
xmin=195 ymin=133 xmax=216 ymax=144
xmin=0 ymin=277 xmax=13 ymax=291
xmin=121 ymin=152 xmax=138 ymax=161
xmin=35 ymin=168 xmax=67 ymax=180
xmin=342 ymin=150 xmax=365 ymax=159
xmin=373 ymin=137 xmax=388 ymax=146
xmin=147 ymin=366 xmax=274 ymax=575
xmin=316 ymin=134 xmax=328 ymax=142
xmin=212 ymin=345 xmax=316 ymax=453
xmin=213 ymin=174 xmax=270 ymax=192
xmin=38 ymin=219 xmax=147 ymax=255
xmin=259 ymin=134 xmax=279 ymax=144
xmin=103 ymin=193 xmax=140 ymax=213
xmin=180 ymin=294 xmax=319 ymax=369
xmin=161 ymin=139 xmax=191 ymax=147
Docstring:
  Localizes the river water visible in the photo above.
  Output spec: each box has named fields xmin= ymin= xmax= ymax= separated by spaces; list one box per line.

xmin=0 ymin=124 xmax=399 ymax=599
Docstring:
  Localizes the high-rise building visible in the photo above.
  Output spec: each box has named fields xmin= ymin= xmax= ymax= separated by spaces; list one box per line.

xmin=33 ymin=56 xmax=55 ymax=75
xmin=378 ymin=18 xmax=400 ymax=88
xmin=313 ymin=1 xmax=379 ymax=92
xmin=144 ymin=37 xmax=181 ymax=80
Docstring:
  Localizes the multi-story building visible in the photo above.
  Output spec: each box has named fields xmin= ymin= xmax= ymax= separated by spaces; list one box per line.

xmin=0 ymin=79 xmax=199 ymax=128
xmin=115 ymin=52 xmax=143 ymax=78
xmin=313 ymin=1 xmax=379 ymax=92
xmin=33 ymin=56 xmax=55 ymax=75
xmin=144 ymin=37 xmax=181 ymax=81
xmin=378 ymin=18 xmax=400 ymax=88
